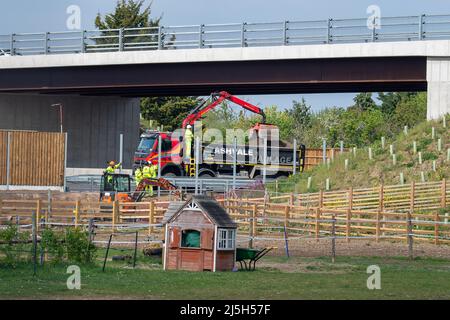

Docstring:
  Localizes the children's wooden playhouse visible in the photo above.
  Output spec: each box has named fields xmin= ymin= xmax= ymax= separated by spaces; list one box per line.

xmin=162 ymin=195 xmax=237 ymax=272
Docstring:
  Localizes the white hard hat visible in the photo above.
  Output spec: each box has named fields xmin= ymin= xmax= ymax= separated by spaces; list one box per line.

xmin=186 ymin=125 xmax=192 ymax=129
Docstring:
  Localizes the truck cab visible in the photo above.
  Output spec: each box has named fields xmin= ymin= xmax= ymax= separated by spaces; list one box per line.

xmin=134 ymin=130 xmax=184 ymax=177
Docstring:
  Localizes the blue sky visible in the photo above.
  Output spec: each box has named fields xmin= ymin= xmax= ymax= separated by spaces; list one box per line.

xmin=1 ymin=0 xmax=449 ymax=111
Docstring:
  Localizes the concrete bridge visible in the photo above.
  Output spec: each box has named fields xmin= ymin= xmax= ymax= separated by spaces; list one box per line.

xmin=0 ymin=14 xmax=449 ymax=172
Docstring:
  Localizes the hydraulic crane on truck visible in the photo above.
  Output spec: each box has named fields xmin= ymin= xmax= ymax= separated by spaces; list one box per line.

xmin=134 ymin=91 xmax=305 ymax=179
xmin=182 ymin=91 xmax=268 ymax=129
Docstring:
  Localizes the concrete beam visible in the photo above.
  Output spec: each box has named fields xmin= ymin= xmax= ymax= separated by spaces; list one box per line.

xmin=0 ymin=40 xmax=449 ymax=70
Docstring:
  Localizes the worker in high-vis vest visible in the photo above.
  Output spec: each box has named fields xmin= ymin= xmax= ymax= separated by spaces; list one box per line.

xmin=105 ymin=160 xmax=121 ymax=184
xmin=142 ymin=161 xmax=157 ymax=196
xmin=184 ymin=124 xmax=193 ymax=161
xmin=105 ymin=160 xmax=121 ymax=174
xmin=134 ymin=166 xmax=143 ymax=187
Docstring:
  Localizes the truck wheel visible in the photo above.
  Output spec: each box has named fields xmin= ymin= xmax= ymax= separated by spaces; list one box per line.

xmin=163 ymin=172 xmax=177 ymax=178
xmin=199 ymin=171 xmax=216 ymax=178
xmin=275 ymin=173 xmax=289 ymax=180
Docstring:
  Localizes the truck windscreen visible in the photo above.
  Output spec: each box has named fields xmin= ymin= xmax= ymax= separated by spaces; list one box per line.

xmin=137 ymin=137 xmax=156 ymax=152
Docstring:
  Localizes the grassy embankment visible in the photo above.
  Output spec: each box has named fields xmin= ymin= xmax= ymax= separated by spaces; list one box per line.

xmin=277 ymin=117 xmax=449 ymax=193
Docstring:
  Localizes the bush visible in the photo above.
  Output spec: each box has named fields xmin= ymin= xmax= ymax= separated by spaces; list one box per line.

xmin=41 ymin=228 xmax=65 ymax=263
xmin=40 ymin=227 xmax=96 ymax=264
xmin=0 ymin=224 xmax=30 ymax=267
xmin=65 ymin=227 xmax=96 ymax=264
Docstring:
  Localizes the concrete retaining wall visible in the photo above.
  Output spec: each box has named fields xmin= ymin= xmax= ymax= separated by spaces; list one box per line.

xmin=0 ymin=94 xmax=140 ymax=169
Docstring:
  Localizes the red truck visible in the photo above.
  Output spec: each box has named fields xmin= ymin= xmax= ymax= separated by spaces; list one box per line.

xmin=134 ymin=92 xmax=306 ymax=179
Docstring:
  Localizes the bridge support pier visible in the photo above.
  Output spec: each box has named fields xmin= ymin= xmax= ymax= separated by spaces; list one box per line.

xmin=427 ymin=57 xmax=450 ymax=120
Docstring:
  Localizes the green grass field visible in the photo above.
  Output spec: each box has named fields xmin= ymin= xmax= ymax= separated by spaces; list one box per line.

xmin=1 ymin=254 xmax=450 ymax=300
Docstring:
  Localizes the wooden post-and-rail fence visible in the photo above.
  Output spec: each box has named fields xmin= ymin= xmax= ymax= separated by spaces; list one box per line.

xmin=0 ymin=180 xmax=449 ymax=245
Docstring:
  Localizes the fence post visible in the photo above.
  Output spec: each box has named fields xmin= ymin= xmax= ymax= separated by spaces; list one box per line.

xmin=407 ymin=211 xmax=413 ymax=260
xmin=157 ymin=26 xmax=163 ymax=49
xmin=410 ymin=181 xmax=415 ymax=213
xmin=284 ymin=205 xmax=290 ymax=232
xmin=376 ymin=210 xmax=381 ymax=242
xmin=435 ymin=210 xmax=439 ymax=245
xmin=292 ymin=139 xmax=297 ymax=175
xmin=441 ymin=179 xmax=447 ymax=208
xmin=119 ymin=28 xmax=124 ymax=51
xmin=322 ymin=139 xmax=327 ymax=164
xmin=195 ymin=137 xmax=200 ymax=194
xmin=36 ymin=200 xmax=41 ymax=232
xmin=283 ymin=205 xmax=290 ymax=257
xmin=241 ymin=22 xmax=246 ymax=47
xmin=32 ymin=210 xmax=37 ymax=276
xmin=63 ymin=132 xmax=68 ymax=192
xmin=74 ymin=200 xmax=80 ymax=227
xmin=419 ymin=14 xmax=425 ymax=40
xmin=233 ymin=136 xmax=237 ymax=191
xmin=315 ymin=207 xmax=321 ymax=241
xmin=348 ymin=186 xmax=353 ymax=210
xmin=149 ymin=201 xmax=155 ymax=235
xmin=346 ymin=207 xmax=351 ymax=243
xmin=80 ymin=30 xmax=85 ymax=53
xmin=371 ymin=16 xmax=377 ymax=42
xmin=248 ymin=206 xmax=253 ymax=249
xmin=252 ymin=204 xmax=257 ymax=247
xmin=112 ymin=200 xmax=119 ymax=232
xmin=331 ymin=215 xmax=336 ymax=263
xmin=44 ymin=32 xmax=49 ymax=54
xmin=10 ymin=33 xmax=16 ymax=56
xmin=379 ymin=184 xmax=384 ymax=211
xmin=263 ymin=137 xmax=267 ymax=184
xmin=6 ymin=132 xmax=11 ymax=190
xmin=88 ymin=219 xmax=94 ymax=243
xmin=326 ymin=18 xmax=332 ymax=44
xmin=46 ymin=190 xmax=52 ymax=222
xmin=198 ymin=24 xmax=204 ymax=48
xmin=319 ymin=189 xmax=324 ymax=208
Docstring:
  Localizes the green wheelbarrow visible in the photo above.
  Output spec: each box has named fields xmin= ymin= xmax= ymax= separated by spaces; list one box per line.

xmin=235 ymin=247 xmax=275 ymax=271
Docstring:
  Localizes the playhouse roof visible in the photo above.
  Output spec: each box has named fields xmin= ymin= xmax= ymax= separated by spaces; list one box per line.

xmin=163 ymin=195 xmax=237 ymax=228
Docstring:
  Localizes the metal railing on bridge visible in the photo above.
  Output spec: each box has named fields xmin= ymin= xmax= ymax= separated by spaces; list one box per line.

xmin=2 ymin=14 xmax=450 ymax=56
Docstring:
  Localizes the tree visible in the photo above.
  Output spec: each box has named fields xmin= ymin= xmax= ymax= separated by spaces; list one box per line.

xmin=95 ymin=0 xmax=161 ymax=47
xmin=288 ymin=98 xmax=312 ymax=143
xmin=264 ymin=106 xmax=294 ymax=142
xmin=95 ymin=0 xmax=160 ymax=30
xmin=392 ymin=92 xmax=427 ymax=130
xmin=351 ymin=93 xmax=377 ymax=111
xmin=377 ymin=92 xmax=417 ymax=115
xmin=141 ymin=96 xmax=199 ymax=131
xmin=338 ymin=108 xmax=386 ymax=146
xmin=95 ymin=1 xmax=196 ymax=130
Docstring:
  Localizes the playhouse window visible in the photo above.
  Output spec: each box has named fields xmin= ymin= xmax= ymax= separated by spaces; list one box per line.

xmin=181 ymin=229 xmax=201 ymax=248
xmin=217 ymin=229 xmax=235 ymax=250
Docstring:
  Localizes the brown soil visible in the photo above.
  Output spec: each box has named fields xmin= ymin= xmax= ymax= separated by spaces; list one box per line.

xmin=252 ymin=238 xmax=450 ymax=259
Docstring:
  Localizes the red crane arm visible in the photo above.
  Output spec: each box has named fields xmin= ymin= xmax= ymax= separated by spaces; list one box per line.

xmin=181 ymin=91 xmax=266 ymax=128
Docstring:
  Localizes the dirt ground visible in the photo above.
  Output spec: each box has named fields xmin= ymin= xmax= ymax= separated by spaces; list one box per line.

xmin=250 ymin=238 xmax=450 ymax=259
